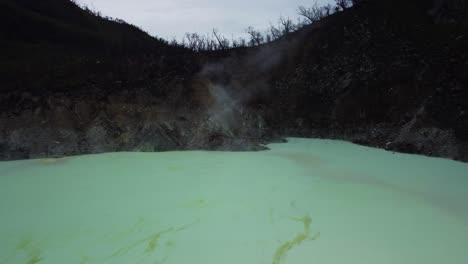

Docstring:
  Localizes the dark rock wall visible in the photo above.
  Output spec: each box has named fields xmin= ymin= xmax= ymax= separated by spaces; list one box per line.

xmin=1 ymin=0 xmax=467 ymax=161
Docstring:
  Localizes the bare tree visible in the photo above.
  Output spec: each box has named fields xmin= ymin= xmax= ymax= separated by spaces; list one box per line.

xmin=176 ymin=1 xmax=355 ymax=52
xmin=169 ymin=38 xmax=179 ymax=47
xmin=212 ymin=29 xmax=230 ymax=50
xmin=279 ymin=16 xmax=295 ymax=35
xmin=232 ymin=38 xmax=247 ymax=48
xmin=335 ymin=0 xmax=352 ymax=11
xmin=246 ymin=26 xmax=264 ymax=46
xmin=298 ymin=3 xmax=326 ymax=23
xmin=269 ymin=23 xmax=282 ymax=40
xmin=184 ymin=33 xmax=206 ymax=51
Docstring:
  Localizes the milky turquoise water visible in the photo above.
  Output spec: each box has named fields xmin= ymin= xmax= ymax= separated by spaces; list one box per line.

xmin=1 ymin=138 xmax=468 ymax=264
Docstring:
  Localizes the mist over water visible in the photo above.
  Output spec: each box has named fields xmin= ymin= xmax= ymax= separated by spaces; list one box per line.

xmin=1 ymin=138 xmax=468 ymax=264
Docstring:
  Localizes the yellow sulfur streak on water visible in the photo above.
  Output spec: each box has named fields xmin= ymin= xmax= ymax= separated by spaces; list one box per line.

xmin=272 ymin=215 xmax=318 ymax=264
xmin=14 ymin=238 xmax=43 ymax=264
xmin=111 ymin=227 xmax=174 ymax=257
xmin=38 ymin=157 xmax=67 ymax=165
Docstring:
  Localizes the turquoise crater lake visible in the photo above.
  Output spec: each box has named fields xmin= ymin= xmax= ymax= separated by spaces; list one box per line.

xmin=1 ymin=138 xmax=467 ymax=264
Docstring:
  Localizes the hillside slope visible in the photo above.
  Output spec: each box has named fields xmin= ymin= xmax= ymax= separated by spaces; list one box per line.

xmin=1 ymin=0 xmax=162 ymax=53
xmin=0 ymin=0 xmax=196 ymax=95
xmin=262 ymin=0 xmax=468 ymax=159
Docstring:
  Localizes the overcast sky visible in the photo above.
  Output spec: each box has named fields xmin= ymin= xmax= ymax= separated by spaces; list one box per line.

xmin=76 ymin=0 xmax=334 ymax=40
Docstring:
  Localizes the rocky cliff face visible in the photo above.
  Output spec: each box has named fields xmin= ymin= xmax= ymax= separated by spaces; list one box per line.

xmin=263 ymin=0 xmax=468 ymax=161
xmin=1 ymin=0 xmax=467 ymax=161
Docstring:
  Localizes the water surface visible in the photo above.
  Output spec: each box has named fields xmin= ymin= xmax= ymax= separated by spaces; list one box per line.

xmin=1 ymin=138 xmax=467 ymax=264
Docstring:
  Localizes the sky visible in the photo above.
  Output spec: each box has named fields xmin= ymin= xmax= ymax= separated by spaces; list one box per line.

xmin=76 ymin=0 xmax=334 ymax=40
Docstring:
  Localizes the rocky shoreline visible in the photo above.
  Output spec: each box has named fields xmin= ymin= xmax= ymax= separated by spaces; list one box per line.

xmin=1 ymin=93 xmax=466 ymax=162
